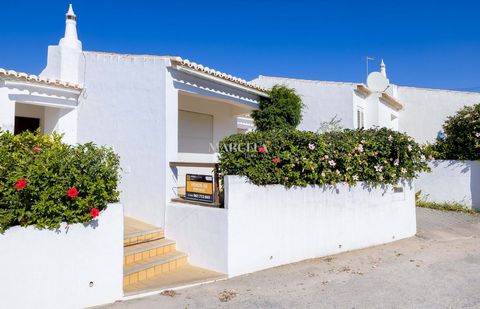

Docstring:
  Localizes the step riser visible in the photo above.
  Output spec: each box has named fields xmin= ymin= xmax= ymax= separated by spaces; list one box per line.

xmin=124 ymin=243 xmax=176 ymax=265
xmin=124 ymin=256 xmax=188 ymax=287
xmin=124 ymin=231 xmax=164 ymax=246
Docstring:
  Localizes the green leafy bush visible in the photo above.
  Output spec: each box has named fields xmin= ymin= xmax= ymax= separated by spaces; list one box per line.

xmin=218 ymin=128 xmax=429 ymax=187
xmin=252 ymin=85 xmax=303 ymax=131
xmin=0 ymin=130 xmax=120 ymax=233
xmin=427 ymin=103 xmax=480 ymax=160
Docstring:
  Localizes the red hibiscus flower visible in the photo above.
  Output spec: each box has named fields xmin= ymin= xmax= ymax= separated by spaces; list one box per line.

xmin=258 ymin=147 xmax=266 ymax=153
xmin=90 ymin=208 xmax=100 ymax=218
xmin=15 ymin=179 xmax=27 ymax=191
xmin=32 ymin=146 xmax=41 ymax=151
xmin=67 ymin=187 xmax=79 ymax=198
xmin=273 ymin=157 xmax=281 ymax=164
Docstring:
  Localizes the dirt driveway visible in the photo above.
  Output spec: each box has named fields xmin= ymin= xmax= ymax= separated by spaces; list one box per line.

xmin=103 ymin=208 xmax=480 ymax=308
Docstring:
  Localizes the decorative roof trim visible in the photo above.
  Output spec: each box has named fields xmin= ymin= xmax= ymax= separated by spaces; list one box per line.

xmin=171 ymin=58 xmax=268 ymax=94
xmin=356 ymin=84 xmax=372 ymax=97
xmin=0 ymin=68 xmax=82 ymax=90
xmin=380 ymin=93 xmax=403 ymax=111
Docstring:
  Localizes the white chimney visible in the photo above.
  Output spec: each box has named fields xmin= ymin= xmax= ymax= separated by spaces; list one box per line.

xmin=59 ymin=4 xmax=82 ymax=50
xmin=380 ymin=59 xmax=387 ymax=78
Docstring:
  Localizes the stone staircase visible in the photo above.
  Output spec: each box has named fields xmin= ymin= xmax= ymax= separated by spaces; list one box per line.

xmin=123 ymin=217 xmax=224 ymax=295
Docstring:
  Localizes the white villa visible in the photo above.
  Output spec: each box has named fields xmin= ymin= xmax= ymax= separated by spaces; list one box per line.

xmin=1 ymin=5 xmax=479 ymax=308
xmin=0 ymin=5 xmax=267 ymax=228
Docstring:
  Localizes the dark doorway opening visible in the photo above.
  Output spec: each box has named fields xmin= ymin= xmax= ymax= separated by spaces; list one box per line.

xmin=14 ymin=116 xmax=40 ymax=135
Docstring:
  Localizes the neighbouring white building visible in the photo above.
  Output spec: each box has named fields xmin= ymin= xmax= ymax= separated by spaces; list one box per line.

xmin=252 ymin=62 xmax=480 ymax=144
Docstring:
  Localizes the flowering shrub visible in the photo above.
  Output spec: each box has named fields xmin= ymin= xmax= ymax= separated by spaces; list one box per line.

xmin=218 ymin=128 xmax=429 ymax=187
xmin=425 ymin=104 xmax=480 ymax=160
xmin=0 ymin=130 xmax=120 ymax=233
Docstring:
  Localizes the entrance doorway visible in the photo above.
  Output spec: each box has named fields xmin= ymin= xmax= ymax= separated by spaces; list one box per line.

xmin=14 ymin=116 xmax=40 ymax=135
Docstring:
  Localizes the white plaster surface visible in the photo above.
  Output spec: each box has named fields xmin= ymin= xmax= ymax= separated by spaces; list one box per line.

xmin=165 ymin=202 xmax=229 ymax=274
xmin=396 ymin=87 xmax=480 ymax=143
xmin=0 ymin=204 xmax=124 ymax=309
xmin=252 ymin=76 xmax=356 ymax=131
xmin=416 ymin=160 xmax=480 ymax=210
xmin=166 ymin=176 xmax=416 ymax=277
xmin=73 ymin=52 xmax=170 ymax=227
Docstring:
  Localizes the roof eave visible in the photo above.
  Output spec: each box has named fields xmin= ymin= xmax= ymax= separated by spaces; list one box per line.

xmin=171 ymin=58 xmax=268 ymax=97
xmin=0 ymin=69 xmax=83 ymax=91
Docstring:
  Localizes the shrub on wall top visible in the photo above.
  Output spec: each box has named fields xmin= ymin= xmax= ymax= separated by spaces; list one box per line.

xmin=427 ymin=103 xmax=480 ymax=160
xmin=252 ymin=85 xmax=303 ymax=131
xmin=0 ymin=130 xmax=120 ymax=233
xmin=218 ymin=128 xmax=429 ymax=187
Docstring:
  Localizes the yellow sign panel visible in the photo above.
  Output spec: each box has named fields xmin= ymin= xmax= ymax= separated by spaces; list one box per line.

xmin=185 ymin=174 xmax=214 ymax=203
xmin=186 ymin=180 xmax=213 ymax=194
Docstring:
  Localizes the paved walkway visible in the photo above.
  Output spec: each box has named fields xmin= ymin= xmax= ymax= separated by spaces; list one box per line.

xmin=102 ymin=208 xmax=480 ymax=309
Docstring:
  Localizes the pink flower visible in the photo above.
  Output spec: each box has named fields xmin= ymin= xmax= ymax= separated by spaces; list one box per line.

xmin=308 ymin=143 xmax=315 ymax=150
xmin=258 ymin=147 xmax=266 ymax=153
xmin=322 ymin=154 xmax=329 ymax=160
xmin=32 ymin=146 xmax=41 ymax=151
xmin=273 ymin=157 xmax=281 ymax=164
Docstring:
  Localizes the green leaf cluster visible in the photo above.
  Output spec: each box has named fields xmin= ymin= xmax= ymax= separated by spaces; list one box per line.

xmin=427 ymin=103 xmax=480 ymax=160
xmin=0 ymin=130 xmax=120 ymax=233
xmin=252 ymin=85 xmax=303 ymax=131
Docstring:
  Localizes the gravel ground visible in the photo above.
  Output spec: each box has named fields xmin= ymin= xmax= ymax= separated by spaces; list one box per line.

xmin=102 ymin=208 xmax=480 ymax=309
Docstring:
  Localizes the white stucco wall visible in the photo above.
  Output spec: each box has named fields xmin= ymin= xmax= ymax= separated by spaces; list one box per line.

xmin=0 ymin=204 xmax=124 ymax=309
xmin=166 ymin=176 xmax=416 ymax=276
xmin=416 ymin=160 xmax=480 ymax=209
xmin=252 ymin=76 xmax=356 ymax=131
xmin=165 ymin=202 xmax=229 ymax=273
xmin=73 ymin=52 xmax=172 ymax=227
xmin=396 ymin=86 xmax=480 ymax=143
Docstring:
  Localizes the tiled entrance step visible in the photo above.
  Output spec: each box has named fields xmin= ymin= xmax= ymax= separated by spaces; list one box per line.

xmin=123 ymin=217 xmax=225 ymax=295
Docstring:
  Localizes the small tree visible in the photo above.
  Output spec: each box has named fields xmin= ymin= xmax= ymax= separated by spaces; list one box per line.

xmin=432 ymin=103 xmax=480 ymax=160
xmin=252 ymin=85 xmax=303 ymax=131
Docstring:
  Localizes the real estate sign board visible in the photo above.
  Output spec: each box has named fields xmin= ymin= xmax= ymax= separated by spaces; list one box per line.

xmin=185 ymin=174 xmax=214 ymax=203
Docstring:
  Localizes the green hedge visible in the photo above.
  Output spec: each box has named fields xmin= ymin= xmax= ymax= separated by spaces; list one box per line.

xmin=218 ymin=128 xmax=429 ymax=187
xmin=0 ymin=131 xmax=120 ymax=233
xmin=425 ymin=103 xmax=480 ymax=160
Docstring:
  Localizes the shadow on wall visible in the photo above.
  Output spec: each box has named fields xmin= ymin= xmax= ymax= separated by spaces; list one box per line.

xmin=471 ymin=161 xmax=480 ymax=210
